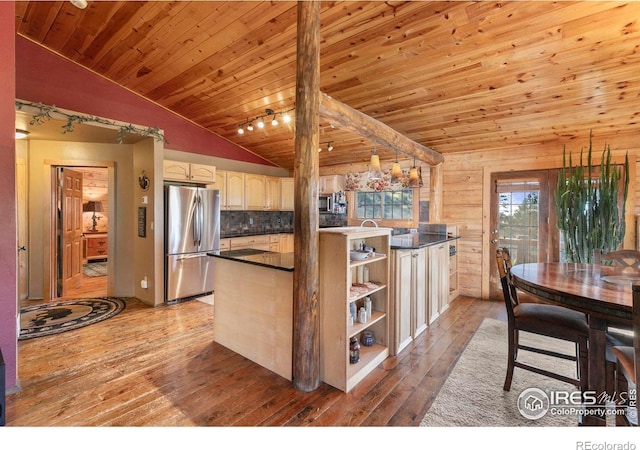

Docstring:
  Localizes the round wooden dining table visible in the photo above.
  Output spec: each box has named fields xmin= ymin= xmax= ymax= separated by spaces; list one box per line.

xmin=509 ymin=262 xmax=634 ymax=426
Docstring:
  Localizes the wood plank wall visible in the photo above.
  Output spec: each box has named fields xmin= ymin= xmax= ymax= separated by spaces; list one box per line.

xmin=442 ymin=133 xmax=638 ymax=299
xmin=322 ymin=133 xmax=638 ymax=300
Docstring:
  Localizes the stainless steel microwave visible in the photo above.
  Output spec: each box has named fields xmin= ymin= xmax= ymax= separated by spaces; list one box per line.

xmin=319 ymin=193 xmax=334 ymax=213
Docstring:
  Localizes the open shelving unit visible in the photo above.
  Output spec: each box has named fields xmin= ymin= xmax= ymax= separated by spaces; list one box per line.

xmin=319 ymin=227 xmax=391 ymax=392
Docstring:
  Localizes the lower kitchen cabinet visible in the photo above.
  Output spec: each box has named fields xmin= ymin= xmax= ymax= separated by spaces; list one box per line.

xmin=229 ymin=235 xmax=269 ymax=251
xmin=428 ymin=242 xmax=450 ymax=324
xmin=390 ymin=248 xmax=427 ymax=355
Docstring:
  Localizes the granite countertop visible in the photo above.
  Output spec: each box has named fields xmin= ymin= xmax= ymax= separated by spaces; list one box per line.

xmin=390 ymin=233 xmax=459 ymax=250
xmin=209 ymin=249 xmax=294 ymax=272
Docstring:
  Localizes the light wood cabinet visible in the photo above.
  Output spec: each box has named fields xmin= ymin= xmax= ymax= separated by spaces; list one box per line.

xmin=428 ymin=243 xmax=450 ymax=324
xmin=225 ymin=171 xmax=245 ymax=210
xmin=244 ymin=174 xmax=266 ymax=210
xmin=264 ymin=176 xmax=281 ymax=210
xmin=390 ymin=248 xmax=427 ymax=355
xmin=280 ymin=177 xmax=294 ymax=211
xmin=447 ymin=225 xmax=459 ymax=302
xmin=163 ymin=160 xmax=216 ymax=183
xmin=269 ymin=234 xmax=280 ymax=252
xmin=210 ymin=170 xmax=227 ymax=209
xmin=319 ymin=227 xmax=390 ymax=392
xmin=280 ymin=233 xmax=294 ymax=253
xmin=318 ymin=175 xmax=345 ymax=193
xmin=229 ymin=235 xmax=269 ymax=251
xmin=245 ymin=174 xmax=281 ymax=210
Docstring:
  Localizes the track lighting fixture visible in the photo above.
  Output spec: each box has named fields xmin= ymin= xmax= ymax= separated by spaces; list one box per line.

xmin=237 ymin=107 xmax=294 ymax=135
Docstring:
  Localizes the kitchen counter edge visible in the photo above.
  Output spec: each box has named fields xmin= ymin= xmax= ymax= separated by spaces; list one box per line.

xmin=208 ymin=250 xmax=294 ymax=272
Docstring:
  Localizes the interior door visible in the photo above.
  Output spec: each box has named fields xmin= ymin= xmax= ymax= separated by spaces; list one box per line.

xmin=489 ymin=170 xmax=553 ymax=300
xmin=60 ymin=168 xmax=84 ymax=296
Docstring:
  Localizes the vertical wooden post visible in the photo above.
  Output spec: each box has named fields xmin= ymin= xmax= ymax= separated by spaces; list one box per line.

xmin=292 ymin=0 xmax=321 ymax=392
xmin=429 ymin=163 xmax=443 ymax=222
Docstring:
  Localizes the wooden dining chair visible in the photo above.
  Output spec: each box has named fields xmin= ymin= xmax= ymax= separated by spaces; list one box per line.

xmin=610 ymin=283 xmax=640 ymax=426
xmin=602 ymin=249 xmax=640 ymax=270
xmin=496 ymin=248 xmax=589 ymax=392
xmin=601 ymin=249 xmax=637 ymax=395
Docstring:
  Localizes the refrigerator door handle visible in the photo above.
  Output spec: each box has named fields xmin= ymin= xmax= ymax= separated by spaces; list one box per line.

xmin=196 ymin=194 xmax=202 ymax=247
xmin=192 ymin=195 xmax=200 ymax=248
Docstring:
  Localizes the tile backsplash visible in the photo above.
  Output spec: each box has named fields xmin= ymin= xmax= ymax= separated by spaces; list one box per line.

xmin=221 ymin=211 xmax=294 ymax=237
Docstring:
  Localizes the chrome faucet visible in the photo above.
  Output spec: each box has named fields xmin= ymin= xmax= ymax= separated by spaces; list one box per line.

xmin=360 ymin=219 xmax=378 ymax=228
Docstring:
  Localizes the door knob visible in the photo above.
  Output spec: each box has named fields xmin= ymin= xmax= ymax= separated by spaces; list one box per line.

xmin=18 ymin=246 xmax=26 ymax=251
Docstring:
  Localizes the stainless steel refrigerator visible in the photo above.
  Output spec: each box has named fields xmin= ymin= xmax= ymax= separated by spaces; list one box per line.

xmin=165 ymin=185 xmax=220 ymax=303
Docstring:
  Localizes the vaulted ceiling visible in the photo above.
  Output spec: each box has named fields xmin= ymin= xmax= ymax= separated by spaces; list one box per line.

xmin=14 ymin=1 xmax=640 ymax=171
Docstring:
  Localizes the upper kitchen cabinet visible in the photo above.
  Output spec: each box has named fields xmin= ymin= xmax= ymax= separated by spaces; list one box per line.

xmin=264 ymin=176 xmax=281 ymax=211
xmin=245 ymin=174 xmax=282 ymax=211
xmin=163 ymin=160 xmax=216 ymax=183
xmin=319 ymin=175 xmax=345 ymax=194
xmin=210 ymin=170 xmax=227 ymax=209
xmin=280 ymin=177 xmax=294 ymax=211
xmin=225 ymin=171 xmax=245 ymax=210
xmin=245 ymin=174 xmax=265 ymax=210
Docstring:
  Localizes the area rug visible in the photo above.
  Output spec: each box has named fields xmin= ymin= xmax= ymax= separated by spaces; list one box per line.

xmin=82 ymin=261 xmax=107 ymax=277
xmin=420 ymin=318 xmax=579 ymax=427
xmin=19 ymin=297 xmax=125 ymax=340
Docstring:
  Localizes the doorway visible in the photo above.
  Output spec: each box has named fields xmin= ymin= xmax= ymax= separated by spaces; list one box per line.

xmin=488 ymin=170 xmax=558 ymax=300
xmin=51 ymin=165 xmax=110 ymax=300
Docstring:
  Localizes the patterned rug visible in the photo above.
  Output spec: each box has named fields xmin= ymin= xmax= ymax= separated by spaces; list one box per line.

xmin=19 ymin=298 xmax=125 ymax=340
xmin=82 ymin=261 xmax=107 ymax=277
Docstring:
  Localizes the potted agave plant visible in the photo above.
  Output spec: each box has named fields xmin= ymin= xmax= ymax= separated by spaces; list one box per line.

xmin=554 ymin=134 xmax=629 ymax=264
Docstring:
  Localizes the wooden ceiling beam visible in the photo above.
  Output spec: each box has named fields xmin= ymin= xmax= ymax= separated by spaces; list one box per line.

xmin=319 ymin=92 xmax=444 ymax=166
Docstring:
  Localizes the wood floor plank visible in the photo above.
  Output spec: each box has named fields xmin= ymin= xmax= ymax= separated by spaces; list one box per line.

xmin=6 ymin=295 xmax=504 ymax=426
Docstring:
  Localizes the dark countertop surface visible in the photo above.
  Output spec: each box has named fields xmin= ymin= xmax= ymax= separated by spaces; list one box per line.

xmin=209 ymin=249 xmax=294 ymax=272
xmin=390 ymin=233 xmax=459 ymax=250
xmin=221 ymin=230 xmax=293 ymax=238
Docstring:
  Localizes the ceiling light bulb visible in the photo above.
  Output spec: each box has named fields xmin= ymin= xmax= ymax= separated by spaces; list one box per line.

xmin=318 ymin=147 xmax=322 ymax=152
xmin=327 ymin=143 xmax=334 ymax=152
xmin=237 ymin=126 xmax=244 ymax=135
xmin=247 ymin=123 xmax=254 ymax=131
xmin=257 ymin=118 xmax=265 ymax=129
xmin=70 ymin=0 xmax=88 ymax=9
xmin=282 ymin=113 xmax=291 ymax=124
xmin=271 ymin=115 xmax=278 ymax=126
xmin=15 ymin=129 xmax=29 ymax=139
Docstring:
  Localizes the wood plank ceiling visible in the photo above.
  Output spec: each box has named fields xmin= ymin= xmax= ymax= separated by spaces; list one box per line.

xmin=14 ymin=1 xmax=640 ymax=171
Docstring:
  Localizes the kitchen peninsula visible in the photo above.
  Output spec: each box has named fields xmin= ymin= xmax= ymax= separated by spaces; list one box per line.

xmin=209 ymin=249 xmax=294 ymax=380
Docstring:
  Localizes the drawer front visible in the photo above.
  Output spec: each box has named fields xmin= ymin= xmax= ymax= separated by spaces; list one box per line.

xmin=87 ymin=238 xmax=107 ymax=249
xmin=230 ymin=235 xmax=269 ymax=249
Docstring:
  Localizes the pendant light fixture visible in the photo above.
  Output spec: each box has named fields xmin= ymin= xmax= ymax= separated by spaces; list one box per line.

xmin=391 ymin=149 xmax=402 ymax=182
xmin=368 ymin=143 xmax=383 ymax=180
xmin=409 ymin=157 xmax=420 ymax=188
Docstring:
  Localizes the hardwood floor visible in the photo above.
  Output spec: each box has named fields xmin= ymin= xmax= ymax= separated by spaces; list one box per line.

xmin=7 ymin=294 xmax=505 ymax=426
